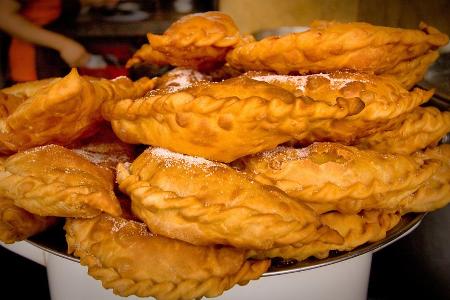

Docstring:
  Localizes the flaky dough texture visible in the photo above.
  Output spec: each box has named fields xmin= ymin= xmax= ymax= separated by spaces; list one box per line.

xmin=117 ymin=147 xmax=342 ymax=250
xmin=103 ymin=76 xmax=363 ymax=162
xmin=128 ymin=12 xmax=250 ymax=70
xmin=355 ymin=107 xmax=450 ymax=155
xmin=240 ymin=143 xmax=441 ymax=214
xmin=0 ymin=69 xmax=155 ymax=154
xmin=247 ymin=72 xmax=432 ymax=143
xmin=0 ymin=145 xmax=121 ymax=217
xmin=65 ymin=214 xmax=270 ymax=300
xmin=227 ymin=21 xmax=448 ymax=88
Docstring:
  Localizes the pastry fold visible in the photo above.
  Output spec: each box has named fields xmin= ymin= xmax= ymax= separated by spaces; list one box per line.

xmin=227 ymin=20 xmax=448 ymax=88
xmin=356 ymin=107 xmax=450 ymax=155
xmin=240 ymin=143 xmax=441 ymax=214
xmin=250 ymin=210 xmax=401 ymax=261
xmin=127 ymin=12 xmax=250 ymax=71
xmin=0 ymin=69 xmax=155 ymax=154
xmin=65 ymin=214 xmax=270 ymax=300
xmin=0 ymin=195 xmax=57 ymax=244
xmin=103 ymin=76 xmax=363 ymax=162
xmin=117 ymin=147 xmax=341 ymax=250
xmin=248 ymin=72 xmax=432 ymax=143
xmin=399 ymin=145 xmax=450 ymax=213
xmin=0 ymin=145 xmax=121 ymax=217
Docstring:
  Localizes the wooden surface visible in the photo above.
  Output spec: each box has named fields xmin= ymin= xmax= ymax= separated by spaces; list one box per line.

xmin=220 ymin=0 xmax=450 ymax=35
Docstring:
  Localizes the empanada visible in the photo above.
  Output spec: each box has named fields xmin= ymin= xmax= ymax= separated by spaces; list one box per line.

xmin=227 ymin=20 xmax=448 ymax=88
xmin=117 ymin=147 xmax=342 ymax=250
xmin=103 ymin=76 xmax=363 ymax=162
xmin=65 ymin=214 xmax=270 ymax=300
xmin=240 ymin=143 xmax=441 ymax=214
xmin=0 ymin=145 xmax=121 ymax=217
xmin=0 ymin=69 xmax=155 ymax=154
xmin=127 ymin=12 xmax=250 ymax=71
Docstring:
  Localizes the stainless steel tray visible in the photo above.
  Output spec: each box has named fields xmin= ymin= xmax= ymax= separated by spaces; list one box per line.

xmin=27 ymin=213 xmax=425 ymax=276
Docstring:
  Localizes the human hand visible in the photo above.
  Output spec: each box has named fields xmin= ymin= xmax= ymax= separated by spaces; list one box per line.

xmin=58 ymin=39 xmax=91 ymax=67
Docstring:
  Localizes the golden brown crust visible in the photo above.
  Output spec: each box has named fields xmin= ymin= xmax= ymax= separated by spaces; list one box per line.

xmin=240 ymin=143 xmax=440 ymax=214
xmin=356 ymin=107 xmax=450 ymax=155
xmin=247 ymin=72 xmax=432 ymax=143
xmin=65 ymin=214 xmax=270 ymax=299
xmin=0 ymin=145 xmax=121 ymax=217
xmin=227 ymin=21 xmax=448 ymax=86
xmin=250 ymin=210 xmax=401 ymax=261
xmin=399 ymin=145 xmax=450 ymax=213
xmin=150 ymin=67 xmax=212 ymax=95
xmin=117 ymin=147 xmax=341 ymax=250
xmin=102 ymin=76 xmax=363 ymax=162
xmin=0 ymin=195 xmax=57 ymax=244
xmin=127 ymin=12 xmax=250 ymax=71
xmin=381 ymin=51 xmax=439 ymax=90
xmin=0 ymin=69 xmax=156 ymax=154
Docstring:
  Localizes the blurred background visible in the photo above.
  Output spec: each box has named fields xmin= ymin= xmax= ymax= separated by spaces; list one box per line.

xmin=0 ymin=0 xmax=449 ymax=299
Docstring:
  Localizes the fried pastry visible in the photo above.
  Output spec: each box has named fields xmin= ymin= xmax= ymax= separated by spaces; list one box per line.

xmin=65 ymin=214 xmax=270 ymax=299
xmin=399 ymin=145 xmax=450 ymax=213
xmin=227 ymin=21 xmax=448 ymax=88
xmin=102 ymin=76 xmax=363 ymax=162
xmin=69 ymin=123 xmax=135 ymax=172
xmin=356 ymin=107 xmax=450 ymax=155
xmin=240 ymin=143 xmax=441 ymax=214
xmin=0 ymin=69 xmax=156 ymax=154
xmin=382 ymin=51 xmax=439 ymax=90
xmin=0 ymin=195 xmax=57 ymax=244
xmin=117 ymin=147 xmax=342 ymax=250
xmin=0 ymin=145 xmax=121 ymax=217
xmin=247 ymin=71 xmax=432 ymax=143
xmin=127 ymin=12 xmax=250 ymax=71
xmin=250 ymin=210 xmax=401 ymax=261
xmin=1 ymin=77 xmax=58 ymax=97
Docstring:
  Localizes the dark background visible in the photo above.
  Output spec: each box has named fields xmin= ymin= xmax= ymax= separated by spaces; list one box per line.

xmin=1 ymin=205 xmax=449 ymax=299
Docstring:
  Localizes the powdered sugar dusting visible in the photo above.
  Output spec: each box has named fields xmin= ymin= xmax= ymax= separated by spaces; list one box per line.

xmin=73 ymin=149 xmax=129 ymax=165
xmin=164 ymin=68 xmax=210 ymax=93
xmin=106 ymin=215 xmax=152 ymax=237
xmin=251 ymin=73 xmax=368 ymax=91
xmin=148 ymin=147 xmax=224 ymax=169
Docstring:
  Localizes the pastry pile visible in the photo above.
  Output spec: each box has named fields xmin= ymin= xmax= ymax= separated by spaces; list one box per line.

xmin=1 ymin=11 xmax=449 ymax=300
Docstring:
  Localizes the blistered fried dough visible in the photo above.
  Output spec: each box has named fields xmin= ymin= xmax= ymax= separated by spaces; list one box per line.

xmin=227 ymin=21 xmax=448 ymax=84
xmin=65 ymin=214 xmax=270 ymax=299
xmin=69 ymin=123 xmax=135 ymax=171
xmin=128 ymin=12 xmax=250 ymax=70
xmin=0 ymin=92 xmax=24 ymax=118
xmin=248 ymin=72 xmax=432 ymax=143
xmin=117 ymin=147 xmax=342 ymax=250
xmin=356 ymin=107 xmax=450 ymax=155
xmin=400 ymin=145 xmax=450 ymax=213
xmin=0 ymin=196 xmax=57 ymax=244
xmin=103 ymin=77 xmax=363 ymax=162
xmin=0 ymin=69 xmax=155 ymax=154
xmin=241 ymin=143 xmax=441 ymax=214
xmin=0 ymin=145 xmax=121 ymax=217
xmin=250 ymin=210 xmax=401 ymax=261
xmin=383 ymin=51 xmax=439 ymax=90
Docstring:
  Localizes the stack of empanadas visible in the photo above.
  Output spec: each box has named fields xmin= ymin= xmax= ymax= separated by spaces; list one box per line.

xmin=1 ymin=11 xmax=449 ymax=300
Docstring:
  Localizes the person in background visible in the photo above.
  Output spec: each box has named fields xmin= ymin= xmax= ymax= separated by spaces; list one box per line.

xmin=0 ymin=0 xmax=118 ymax=82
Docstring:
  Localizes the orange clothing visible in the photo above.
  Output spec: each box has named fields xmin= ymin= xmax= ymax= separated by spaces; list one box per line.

xmin=8 ymin=0 xmax=61 ymax=81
